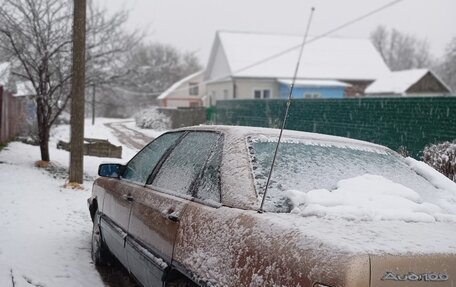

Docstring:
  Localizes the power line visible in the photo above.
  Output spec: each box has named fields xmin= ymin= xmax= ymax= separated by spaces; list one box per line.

xmin=117 ymin=0 xmax=405 ymax=99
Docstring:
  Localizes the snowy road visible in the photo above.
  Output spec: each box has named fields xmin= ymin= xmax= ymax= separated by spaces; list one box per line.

xmin=104 ymin=120 xmax=154 ymax=150
xmin=0 ymin=118 xmax=158 ymax=287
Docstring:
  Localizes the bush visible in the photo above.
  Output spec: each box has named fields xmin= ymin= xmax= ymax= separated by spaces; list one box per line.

xmin=134 ymin=108 xmax=170 ymax=130
xmin=422 ymin=141 xmax=456 ymax=182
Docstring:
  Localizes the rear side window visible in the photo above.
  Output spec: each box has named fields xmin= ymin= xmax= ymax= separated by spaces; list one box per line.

xmin=151 ymin=132 xmax=221 ymax=202
xmin=122 ymin=132 xmax=183 ymax=184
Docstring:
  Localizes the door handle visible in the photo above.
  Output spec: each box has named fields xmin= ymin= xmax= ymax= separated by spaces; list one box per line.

xmin=167 ymin=213 xmax=179 ymax=222
xmin=122 ymin=194 xmax=134 ymax=202
xmin=165 ymin=208 xmax=179 ymax=222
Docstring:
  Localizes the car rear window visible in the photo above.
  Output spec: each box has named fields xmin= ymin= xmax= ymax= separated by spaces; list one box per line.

xmin=247 ymin=135 xmax=440 ymax=213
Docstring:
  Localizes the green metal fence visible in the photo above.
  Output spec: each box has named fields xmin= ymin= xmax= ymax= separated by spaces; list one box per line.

xmin=214 ymin=96 xmax=456 ymax=158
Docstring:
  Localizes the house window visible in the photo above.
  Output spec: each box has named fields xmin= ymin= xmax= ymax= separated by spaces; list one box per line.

xmin=189 ymin=82 xmax=199 ymax=95
xmin=223 ymin=89 xmax=229 ymax=99
xmin=304 ymin=93 xmax=320 ymax=99
xmin=254 ymin=89 xmax=272 ymax=99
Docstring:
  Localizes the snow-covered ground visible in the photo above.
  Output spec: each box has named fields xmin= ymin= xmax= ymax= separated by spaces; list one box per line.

xmin=0 ymin=118 xmax=157 ymax=287
xmin=1 ymin=119 xmax=456 ymax=286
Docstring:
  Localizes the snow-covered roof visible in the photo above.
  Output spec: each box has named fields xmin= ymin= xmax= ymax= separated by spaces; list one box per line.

xmin=14 ymin=81 xmax=35 ymax=97
xmin=0 ymin=62 xmax=11 ymax=86
xmin=157 ymin=70 xmax=204 ymax=100
xmin=365 ymin=69 xmax=450 ymax=94
xmin=278 ymin=79 xmax=351 ymax=88
xmin=209 ymin=31 xmax=390 ymax=81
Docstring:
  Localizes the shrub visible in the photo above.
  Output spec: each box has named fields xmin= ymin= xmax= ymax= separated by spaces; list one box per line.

xmin=422 ymin=141 xmax=456 ymax=182
xmin=134 ymin=108 xmax=170 ymax=130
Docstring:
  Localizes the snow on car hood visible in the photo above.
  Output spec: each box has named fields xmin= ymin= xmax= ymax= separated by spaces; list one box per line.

xmin=287 ymin=173 xmax=456 ymax=223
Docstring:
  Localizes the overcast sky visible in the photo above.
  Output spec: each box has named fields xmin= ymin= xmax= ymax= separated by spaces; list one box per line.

xmin=99 ymin=0 xmax=456 ymax=65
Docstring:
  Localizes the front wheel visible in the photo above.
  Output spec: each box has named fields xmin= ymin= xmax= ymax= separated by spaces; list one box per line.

xmin=166 ymin=278 xmax=198 ymax=287
xmin=165 ymin=272 xmax=199 ymax=287
xmin=91 ymin=212 xmax=111 ymax=265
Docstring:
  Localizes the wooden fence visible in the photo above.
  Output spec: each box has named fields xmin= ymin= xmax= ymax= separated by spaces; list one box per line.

xmin=0 ymin=87 xmax=26 ymax=144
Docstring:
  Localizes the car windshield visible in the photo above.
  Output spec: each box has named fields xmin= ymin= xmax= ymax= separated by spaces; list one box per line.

xmin=247 ymin=135 xmax=442 ymax=213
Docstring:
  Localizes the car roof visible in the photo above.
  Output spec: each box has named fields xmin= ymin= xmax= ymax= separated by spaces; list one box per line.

xmin=177 ymin=125 xmax=390 ymax=152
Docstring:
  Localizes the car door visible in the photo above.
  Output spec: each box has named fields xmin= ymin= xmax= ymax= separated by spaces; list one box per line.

xmin=100 ymin=131 xmax=184 ymax=269
xmin=126 ymin=131 xmax=222 ymax=286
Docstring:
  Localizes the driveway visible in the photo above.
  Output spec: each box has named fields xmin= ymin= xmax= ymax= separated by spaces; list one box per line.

xmin=104 ymin=120 xmax=153 ymax=150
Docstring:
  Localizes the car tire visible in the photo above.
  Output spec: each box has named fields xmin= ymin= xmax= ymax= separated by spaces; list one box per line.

xmin=91 ymin=211 xmax=111 ymax=265
xmin=166 ymin=275 xmax=198 ymax=287
xmin=166 ymin=279 xmax=197 ymax=287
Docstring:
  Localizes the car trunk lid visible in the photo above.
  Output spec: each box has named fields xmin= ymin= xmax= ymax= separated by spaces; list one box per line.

xmin=370 ymin=254 xmax=455 ymax=287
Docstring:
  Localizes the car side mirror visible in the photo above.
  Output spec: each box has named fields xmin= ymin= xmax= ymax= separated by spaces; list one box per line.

xmin=98 ymin=163 xmax=124 ymax=178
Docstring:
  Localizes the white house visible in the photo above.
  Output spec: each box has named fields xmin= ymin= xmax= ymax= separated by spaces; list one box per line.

xmin=0 ymin=62 xmax=11 ymax=89
xmin=365 ymin=69 xmax=452 ymax=97
xmin=203 ymin=31 xmax=390 ymax=104
xmin=157 ymin=70 xmax=206 ymax=108
xmin=15 ymin=81 xmax=35 ymax=97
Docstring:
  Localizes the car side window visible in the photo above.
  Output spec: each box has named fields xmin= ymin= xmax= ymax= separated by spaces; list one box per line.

xmin=151 ymin=132 xmax=221 ymax=201
xmin=122 ymin=132 xmax=183 ymax=184
xmin=195 ymin=143 xmax=222 ymax=203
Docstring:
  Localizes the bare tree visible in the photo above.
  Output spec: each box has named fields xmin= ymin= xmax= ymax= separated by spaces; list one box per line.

xmin=0 ymin=0 xmax=140 ymax=161
xmin=94 ymin=43 xmax=202 ymax=118
xmin=122 ymin=43 xmax=202 ymax=93
xmin=85 ymin=4 xmax=140 ymax=88
xmin=436 ymin=37 xmax=456 ymax=92
xmin=370 ymin=25 xmax=434 ymax=71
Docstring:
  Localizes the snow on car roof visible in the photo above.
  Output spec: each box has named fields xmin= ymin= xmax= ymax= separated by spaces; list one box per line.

xmin=180 ymin=124 xmax=390 ymax=152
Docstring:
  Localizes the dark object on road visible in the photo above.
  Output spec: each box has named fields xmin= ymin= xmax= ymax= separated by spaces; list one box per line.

xmin=57 ymin=138 xmax=122 ymax=158
xmin=88 ymin=125 xmax=456 ymax=287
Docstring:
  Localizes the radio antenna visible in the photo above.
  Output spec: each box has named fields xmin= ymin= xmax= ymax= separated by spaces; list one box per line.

xmin=258 ymin=7 xmax=315 ymax=213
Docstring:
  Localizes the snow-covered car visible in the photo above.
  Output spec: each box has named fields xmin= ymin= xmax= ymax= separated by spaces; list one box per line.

xmin=88 ymin=125 xmax=456 ymax=287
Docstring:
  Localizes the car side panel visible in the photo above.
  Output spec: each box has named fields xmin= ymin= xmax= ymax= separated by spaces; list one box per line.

xmin=96 ymin=177 xmax=134 ymax=268
xmin=99 ymin=215 xmax=127 ymax=263
xmin=125 ymin=237 xmax=167 ymax=287
xmin=127 ymin=187 xmax=189 ymax=286
xmin=172 ymin=202 xmax=369 ymax=287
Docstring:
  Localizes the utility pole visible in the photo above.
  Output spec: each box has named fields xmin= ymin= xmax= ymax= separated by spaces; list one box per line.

xmin=92 ymin=84 xmax=96 ymax=125
xmin=69 ymin=0 xmax=87 ymax=184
